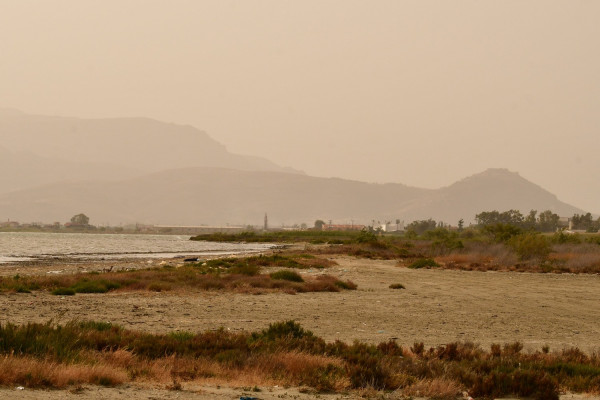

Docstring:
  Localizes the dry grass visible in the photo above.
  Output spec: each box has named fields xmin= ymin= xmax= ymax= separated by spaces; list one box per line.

xmin=550 ymin=244 xmax=600 ymax=272
xmin=0 ymin=355 xmax=127 ymax=388
xmin=0 ymin=350 xmax=347 ymax=392
xmin=428 ymin=241 xmax=600 ymax=274
xmin=402 ymin=378 xmax=463 ymax=399
xmin=2 ymin=320 xmax=600 ymax=398
xmin=0 ymin=254 xmax=356 ymax=295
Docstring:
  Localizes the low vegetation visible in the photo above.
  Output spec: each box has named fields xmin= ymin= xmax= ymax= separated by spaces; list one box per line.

xmin=408 ymin=258 xmax=440 ymax=269
xmin=0 ymin=320 xmax=599 ymax=399
xmin=191 ymin=230 xmax=361 ymax=244
xmin=197 ymin=222 xmax=600 ymax=273
xmin=0 ymin=254 xmax=355 ymax=295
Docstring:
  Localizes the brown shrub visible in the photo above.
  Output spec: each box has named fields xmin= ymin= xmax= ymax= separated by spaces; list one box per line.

xmin=0 ymin=355 xmax=127 ymax=388
xmin=403 ymin=378 xmax=463 ymax=399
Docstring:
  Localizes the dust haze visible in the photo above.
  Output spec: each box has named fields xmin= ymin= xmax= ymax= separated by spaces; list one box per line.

xmin=1 ymin=0 xmax=598 ymax=216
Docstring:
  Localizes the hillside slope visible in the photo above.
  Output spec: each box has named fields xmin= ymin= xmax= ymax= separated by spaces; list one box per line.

xmin=0 ymin=168 xmax=583 ymax=226
xmin=404 ymin=168 xmax=583 ymax=223
xmin=0 ymin=109 xmax=300 ymax=193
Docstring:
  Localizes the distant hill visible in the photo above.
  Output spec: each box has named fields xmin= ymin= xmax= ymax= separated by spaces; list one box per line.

xmin=0 ymin=167 xmax=584 ymax=226
xmin=0 ymin=146 xmax=143 ymax=192
xmin=0 ymin=109 xmax=301 ymax=193
xmin=404 ymin=168 xmax=584 ymax=223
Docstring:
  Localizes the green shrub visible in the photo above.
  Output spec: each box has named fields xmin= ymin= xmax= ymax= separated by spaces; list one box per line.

xmin=585 ymin=235 xmax=600 ymax=245
xmin=551 ymin=231 xmax=583 ymax=244
xmin=355 ymin=229 xmax=378 ymax=244
xmin=408 ymin=258 xmax=440 ymax=269
xmin=483 ymin=223 xmax=523 ymax=243
xmin=509 ymin=233 xmax=551 ymax=261
xmin=52 ymin=288 xmax=76 ymax=296
xmin=148 ymin=282 xmax=172 ymax=292
xmin=270 ymin=270 xmax=304 ymax=282
xmin=252 ymin=320 xmax=313 ymax=341
xmin=334 ymin=280 xmax=357 ymax=290
xmin=71 ymin=279 xmax=121 ymax=294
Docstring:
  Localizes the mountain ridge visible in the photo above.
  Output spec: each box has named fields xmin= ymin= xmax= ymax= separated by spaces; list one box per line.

xmin=0 ymin=167 xmax=584 ymax=226
xmin=0 ymin=109 xmax=302 ymax=193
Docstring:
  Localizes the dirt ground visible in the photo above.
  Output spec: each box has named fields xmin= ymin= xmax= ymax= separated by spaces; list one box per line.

xmin=0 ymin=386 xmax=596 ymax=400
xmin=2 ymin=255 xmax=600 ymax=351
xmin=1 ymin=255 xmax=600 ymax=399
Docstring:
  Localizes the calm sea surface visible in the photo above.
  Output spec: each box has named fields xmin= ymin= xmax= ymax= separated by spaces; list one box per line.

xmin=0 ymin=232 xmax=274 ymax=263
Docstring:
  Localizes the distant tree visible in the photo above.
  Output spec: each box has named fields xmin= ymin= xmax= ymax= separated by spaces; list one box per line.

xmin=70 ymin=213 xmax=89 ymax=226
xmin=571 ymin=213 xmax=595 ymax=231
xmin=300 ymin=223 xmax=308 ymax=230
xmin=483 ymin=223 xmax=522 ymax=243
xmin=458 ymin=219 xmax=464 ymax=232
xmin=314 ymin=219 xmax=325 ymax=231
xmin=523 ymin=210 xmax=537 ymax=230
xmin=405 ymin=219 xmax=437 ymax=236
xmin=537 ymin=210 xmax=560 ymax=232
xmin=476 ymin=209 xmax=524 ymax=227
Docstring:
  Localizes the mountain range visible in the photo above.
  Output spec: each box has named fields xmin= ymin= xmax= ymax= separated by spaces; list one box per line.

xmin=0 ymin=109 xmax=585 ymax=226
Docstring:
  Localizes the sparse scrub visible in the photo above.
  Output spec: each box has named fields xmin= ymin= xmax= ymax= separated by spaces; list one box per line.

xmin=1 ymin=320 xmax=599 ymax=397
xmin=0 ymin=254 xmax=354 ymax=295
xmin=508 ymin=233 xmax=551 ymax=261
xmin=270 ymin=270 xmax=304 ymax=282
xmin=408 ymin=258 xmax=440 ymax=269
xmin=334 ymin=280 xmax=357 ymax=290
xmin=191 ymin=230 xmax=360 ymax=244
xmin=389 ymin=283 xmax=405 ymax=289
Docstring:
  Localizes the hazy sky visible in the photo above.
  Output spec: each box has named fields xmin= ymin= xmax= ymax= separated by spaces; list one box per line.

xmin=1 ymin=0 xmax=599 ymax=212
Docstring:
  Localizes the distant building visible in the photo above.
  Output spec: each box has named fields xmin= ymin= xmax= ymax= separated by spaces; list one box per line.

xmin=381 ymin=221 xmax=404 ymax=232
xmin=153 ymin=225 xmax=246 ymax=234
xmin=0 ymin=220 xmax=20 ymax=228
xmin=322 ymin=224 xmax=365 ymax=231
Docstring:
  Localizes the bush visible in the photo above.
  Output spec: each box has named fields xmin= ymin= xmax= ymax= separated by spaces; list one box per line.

xmin=483 ymin=223 xmax=522 ymax=243
xmin=552 ymin=231 xmax=582 ymax=244
xmin=148 ymin=282 xmax=172 ymax=292
xmin=270 ymin=270 xmax=304 ymax=282
xmin=408 ymin=258 xmax=440 ymax=269
xmin=335 ymin=280 xmax=357 ymax=290
xmin=52 ymin=288 xmax=76 ymax=296
xmin=71 ymin=280 xmax=121 ymax=294
xmin=509 ymin=233 xmax=551 ymax=261
xmin=389 ymin=283 xmax=405 ymax=289
xmin=355 ymin=229 xmax=378 ymax=244
xmin=253 ymin=320 xmax=313 ymax=341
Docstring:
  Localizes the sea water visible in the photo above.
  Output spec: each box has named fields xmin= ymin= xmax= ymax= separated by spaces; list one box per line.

xmin=0 ymin=232 xmax=274 ymax=264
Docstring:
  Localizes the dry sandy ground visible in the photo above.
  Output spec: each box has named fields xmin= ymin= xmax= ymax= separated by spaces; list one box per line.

xmin=1 ymin=255 xmax=600 ymax=399
xmin=0 ymin=385 xmax=375 ymax=400
xmin=2 ymin=256 xmax=599 ymax=351
xmin=0 ymin=386 xmax=596 ymax=400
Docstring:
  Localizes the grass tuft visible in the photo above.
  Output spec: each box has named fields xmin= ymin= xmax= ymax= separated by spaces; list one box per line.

xmin=389 ymin=283 xmax=405 ymax=289
xmin=408 ymin=258 xmax=440 ymax=269
xmin=270 ymin=270 xmax=304 ymax=282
